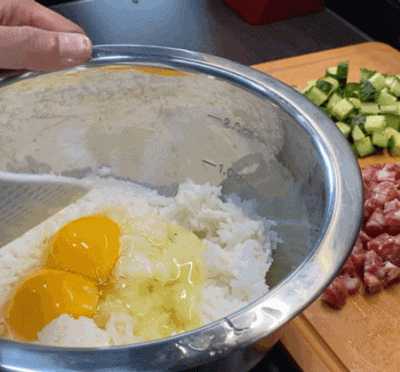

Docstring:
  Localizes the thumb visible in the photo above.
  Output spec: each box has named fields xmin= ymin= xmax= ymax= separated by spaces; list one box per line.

xmin=0 ymin=25 xmax=92 ymax=71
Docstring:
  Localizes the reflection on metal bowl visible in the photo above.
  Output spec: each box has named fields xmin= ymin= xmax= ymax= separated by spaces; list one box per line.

xmin=0 ymin=45 xmax=362 ymax=371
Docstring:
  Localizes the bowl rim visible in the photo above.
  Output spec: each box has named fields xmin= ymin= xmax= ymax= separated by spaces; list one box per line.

xmin=0 ymin=44 xmax=363 ymax=371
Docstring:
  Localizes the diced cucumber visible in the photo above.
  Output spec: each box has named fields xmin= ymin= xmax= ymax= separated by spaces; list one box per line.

xmin=377 ymin=88 xmax=397 ymax=105
xmin=316 ymin=80 xmax=333 ymax=95
xmin=316 ymin=76 xmax=339 ymax=97
xmin=372 ymin=130 xmax=389 ymax=148
xmin=326 ymin=92 xmax=342 ymax=111
xmin=385 ymin=127 xmax=399 ymax=137
xmin=351 ymin=114 xmax=366 ymax=127
xmin=336 ymin=122 xmax=351 ymax=138
xmin=332 ymin=98 xmax=354 ymax=120
xmin=388 ymin=132 xmax=400 ymax=156
xmin=302 ymin=64 xmax=400 ymax=157
xmin=360 ymin=102 xmax=380 ymax=115
xmin=355 ymin=137 xmax=376 ymax=157
xmin=360 ymin=68 xmax=376 ymax=82
xmin=368 ymin=72 xmax=386 ymax=91
xmin=351 ymin=143 xmax=358 ymax=156
xmin=326 ymin=66 xmax=338 ymax=77
xmin=344 ymin=82 xmax=360 ymax=98
xmin=385 ymin=76 xmax=396 ymax=88
xmin=349 ymin=97 xmax=361 ymax=109
xmin=385 ymin=114 xmax=400 ymax=130
xmin=380 ymin=104 xmax=398 ymax=114
xmin=359 ymin=81 xmax=376 ymax=102
xmin=306 ymin=86 xmax=328 ymax=106
xmin=301 ymin=80 xmax=317 ymax=94
xmin=337 ymin=62 xmax=349 ymax=85
xmin=352 ymin=125 xmax=365 ymax=142
xmin=389 ymin=77 xmax=400 ymax=97
xmin=323 ymin=76 xmax=340 ymax=91
xmin=364 ymin=115 xmax=386 ymax=133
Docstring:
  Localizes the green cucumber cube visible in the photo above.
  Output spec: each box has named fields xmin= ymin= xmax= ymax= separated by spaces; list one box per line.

xmin=301 ymin=80 xmax=317 ymax=94
xmin=336 ymin=122 xmax=351 ymax=138
xmin=326 ymin=93 xmax=342 ymax=111
xmin=388 ymin=133 xmax=400 ymax=156
xmin=361 ymin=68 xmax=376 ymax=82
xmin=349 ymin=98 xmax=361 ymax=109
xmin=352 ymin=125 xmax=365 ymax=142
xmin=327 ymin=66 xmax=337 ymax=75
xmin=369 ymin=72 xmax=386 ymax=91
xmin=306 ymin=86 xmax=328 ymax=106
xmin=364 ymin=115 xmax=386 ymax=133
xmin=380 ymin=105 xmax=398 ymax=114
xmin=355 ymin=137 xmax=376 ymax=157
xmin=377 ymin=88 xmax=397 ymax=105
xmin=322 ymin=76 xmax=340 ymax=92
xmin=389 ymin=78 xmax=400 ymax=97
xmin=360 ymin=103 xmax=380 ymax=115
xmin=385 ymin=76 xmax=396 ymax=88
xmin=385 ymin=114 xmax=400 ymax=130
xmin=332 ymin=98 xmax=354 ymax=120
xmin=372 ymin=130 xmax=389 ymax=148
xmin=385 ymin=127 xmax=399 ymax=139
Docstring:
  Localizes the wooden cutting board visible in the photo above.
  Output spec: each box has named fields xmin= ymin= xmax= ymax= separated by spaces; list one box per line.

xmin=253 ymin=42 xmax=400 ymax=372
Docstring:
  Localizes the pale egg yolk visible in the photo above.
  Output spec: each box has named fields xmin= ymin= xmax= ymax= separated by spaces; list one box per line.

xmin=47 ymin=215 xmax=120 ymax=283
xmin=6 ymin=269 xmax=99 ymax=341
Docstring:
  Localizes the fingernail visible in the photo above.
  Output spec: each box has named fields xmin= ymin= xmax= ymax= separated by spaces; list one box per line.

xmin=58 ymin=33 xmax=92 ymax=65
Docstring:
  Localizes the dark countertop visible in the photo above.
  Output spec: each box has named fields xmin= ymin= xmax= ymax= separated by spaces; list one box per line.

xmin=46 ymin=0 xmax=369 ymax=66
xmin=39 ymin=1 xmax=369 ymax=371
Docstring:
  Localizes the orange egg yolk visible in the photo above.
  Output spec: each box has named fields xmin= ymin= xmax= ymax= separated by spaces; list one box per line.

xmin=47 ymin=215 xmax=120 ymax=283
xmin=5 ymin=269 xmax=99 ymax=341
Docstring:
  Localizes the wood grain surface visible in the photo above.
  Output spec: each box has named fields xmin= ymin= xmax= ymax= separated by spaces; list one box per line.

xmin=254 ymin=42 xmax=400 ymax=372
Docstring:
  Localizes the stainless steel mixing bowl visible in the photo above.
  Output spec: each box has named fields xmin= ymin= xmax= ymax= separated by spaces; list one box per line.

xmin=0 ymin=45 xmax=362 ymax=372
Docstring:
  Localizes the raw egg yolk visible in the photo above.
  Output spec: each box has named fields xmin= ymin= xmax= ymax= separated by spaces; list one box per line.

xmin=47 ymin=215 xmax=120 ymax=283
xmin=6 ymin=269 xmax=99 ymax=341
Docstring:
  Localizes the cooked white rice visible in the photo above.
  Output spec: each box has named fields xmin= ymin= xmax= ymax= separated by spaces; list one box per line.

xmin=0 ymin=178 xmax=278 ymax=346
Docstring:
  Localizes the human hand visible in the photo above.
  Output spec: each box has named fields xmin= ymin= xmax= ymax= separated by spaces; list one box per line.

xmin=0 ymin=0 xmax=92 ymax=71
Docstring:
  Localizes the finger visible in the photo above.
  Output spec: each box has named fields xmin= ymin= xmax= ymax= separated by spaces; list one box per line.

xmin=0 ymin=0 xmax=84 ymax=33
xmin=0 ymin=25 xmax=92 ymax=71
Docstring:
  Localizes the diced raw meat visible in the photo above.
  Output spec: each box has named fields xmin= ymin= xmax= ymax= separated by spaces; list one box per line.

xmin=322 ymin=164 xmax=400 ymax=309
xmin=368 ymin=233 xmax=400 ymax=266
xmin=362 ymin=165 xmax=379 ymax=185
xmin=350 ymin=238 xmax=366 ymax=275
xmin=383 ymin=199 xmax=400 ymax=213
xmin=364 ymin=250 xmax=383 ymax=275
xmin=364 ymin=198 xmax=379 ymax=221
xmin=359 ymin=231 xmax=371 ymax=245
xmin=384 ymin=209 xmax=400 ymax=235
xmin=376 ymin=166 xmax=397 ymax=183
xmin=351 ymin=254 xmax=366 ymax=276
xmin=364 ymin=272 xmax=383 ymax=294
xmin=342 ymin=257 xmax=357 ymax=276
xmin=367 ymin=233 xmax=392 ymax=252
xmin=365 ymin=209 xmax=386 ymax=237
xmin=343 ymin=275 xmax=361 ymax=295
xmin=321 ymin=276 xmax=348 ymax=309
xmin=368 ymin=181 xmax=398 ymax=208
xmin=381 ymin=163 xmax=400 ymax=180
xmin=379 ymin=261 xmax=400 ymax=287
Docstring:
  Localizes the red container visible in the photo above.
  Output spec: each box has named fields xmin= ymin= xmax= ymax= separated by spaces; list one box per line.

xmin=224 ymin=0 xmax=324 ymax=25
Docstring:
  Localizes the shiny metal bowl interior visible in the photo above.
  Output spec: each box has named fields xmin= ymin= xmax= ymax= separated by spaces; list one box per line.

xmin=0 ymin=45 xmax=362 ymax=371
